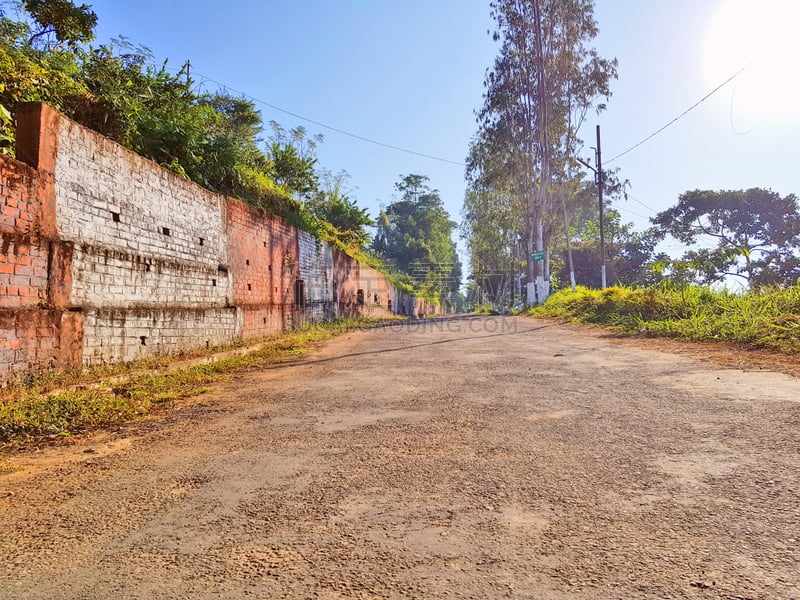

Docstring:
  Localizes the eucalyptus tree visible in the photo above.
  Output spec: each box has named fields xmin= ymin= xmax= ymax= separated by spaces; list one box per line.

xmin=462 ymin=134 xmax=528 ymax=307
xmin=472 ymin=0 xmax=616 ymax=304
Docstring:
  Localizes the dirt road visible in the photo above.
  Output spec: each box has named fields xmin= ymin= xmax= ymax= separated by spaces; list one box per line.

xmin=1 ymin=316 xmax=799 ymax=599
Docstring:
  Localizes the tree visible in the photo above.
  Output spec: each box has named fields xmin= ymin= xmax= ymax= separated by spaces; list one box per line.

xmin=306 ymin=170 xmax=373 ymax=250
xmin=0 ymin=1 xmax=91 ymax=150
xmin=651 ymin=188 xmax=800 ymax=287
xmin=461 ymin=182 xmax=526 ymax=309
xmin=20 ymin=0 xmax=97 ymax=48
xmin=473 ymin=0 xmax=616 ymax=305
xmin=266 ymin=121 xmax=321 ymax=200
xmin=373 ymin=174 xmax=460 ymax=300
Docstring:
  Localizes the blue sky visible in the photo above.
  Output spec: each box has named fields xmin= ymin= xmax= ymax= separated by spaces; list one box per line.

xmin=87 ymin=0 xmax=797 ymax=264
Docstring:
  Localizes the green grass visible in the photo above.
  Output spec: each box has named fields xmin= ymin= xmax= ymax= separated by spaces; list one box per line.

xmin=0 ymin=317 xmax=392 ymax=447
xmin=529 ymin=284 xmax=800 ymax=354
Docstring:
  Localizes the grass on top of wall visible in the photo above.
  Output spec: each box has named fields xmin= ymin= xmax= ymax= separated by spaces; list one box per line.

xmin=0 ymin=317 xmax=394 ymax=448
xmin=528 ymin=284 xmax=800 ymax=354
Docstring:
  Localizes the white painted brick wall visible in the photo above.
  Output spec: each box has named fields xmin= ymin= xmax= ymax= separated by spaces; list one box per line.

xmin=54 ymin=119 xmax=227 ymax=269
xmin=298 ymin=231 xmax=333 ymax=305
xmin=82 ymin=307 xmax=240 ymax=365
xmin=51 ymin=115 xmax=237 ymax=364
xmin=70 ymin=244 xmax=231 ymax=309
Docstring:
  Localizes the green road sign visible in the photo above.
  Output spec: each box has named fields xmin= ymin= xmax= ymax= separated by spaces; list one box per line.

xmin=530 ymin=251 xmax=545 ymax=262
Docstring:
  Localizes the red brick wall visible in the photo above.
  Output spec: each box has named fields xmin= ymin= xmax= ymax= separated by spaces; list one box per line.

xmin=0 ymin=107 xmax=84 ymax=384
xmin=0 ymin=157 xmax=49 ymax=309
xmin=0 ymin=310 xmax=83 ymax=382
xmin=0 ymin=153 xmax=78 ymax=384
xmin=226 ymin=198 xmax=301 ymax=338
xmin=332 ymin=248 xmax=361 ymax=316
xmin=0 ymin=158 xmax=39 ymax=232
xmin=0 ymin=233 xmax=49 ymax=309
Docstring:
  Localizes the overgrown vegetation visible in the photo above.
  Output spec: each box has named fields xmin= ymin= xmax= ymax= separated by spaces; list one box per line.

xmin=0 ymin=0 xmax=384 ymax=258
xmin=530 ymin=284 xmax=800 ymax=354
xmin=0 ymin=317 xmax=388 ymax=447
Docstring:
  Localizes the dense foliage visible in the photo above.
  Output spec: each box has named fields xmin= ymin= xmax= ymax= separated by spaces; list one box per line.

xmin=552 ymin=208 xmax=667 ymax=289
xmin=652 ymin=188 xmax=800 ymax=288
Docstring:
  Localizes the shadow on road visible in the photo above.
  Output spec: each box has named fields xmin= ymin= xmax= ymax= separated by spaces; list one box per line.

xmin=268 ymin=316 xmax=557 ymax=370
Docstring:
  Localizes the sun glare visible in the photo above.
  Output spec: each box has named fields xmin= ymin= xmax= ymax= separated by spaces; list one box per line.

xmin=703 ymin=0 xmax=800 ymax=126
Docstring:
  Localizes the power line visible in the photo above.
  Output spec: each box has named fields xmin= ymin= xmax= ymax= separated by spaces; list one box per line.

xmin=612 ymin=204 xmax=650 ymax=221
xmin=190 ymin=70 xmax=467 ymax=167
xmin=624 ymin=192 xmax=658 ymax=214
xmin=607 ymin=59 xmax=756 ymax=164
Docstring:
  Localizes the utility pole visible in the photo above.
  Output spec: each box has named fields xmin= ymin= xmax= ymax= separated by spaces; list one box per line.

xmin=576 ymin=125 xmax=607 ymax=290
xmin=596 ymin=125 xmax=606 ymax=290
xmin=561 ymin=193 xmax=576 ymax=291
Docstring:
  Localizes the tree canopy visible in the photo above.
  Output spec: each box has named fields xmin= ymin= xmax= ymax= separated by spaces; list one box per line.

xmin=651 ymin=188 xmax=800 ymax=287
xmin=372 ymin=174 xmax=461 ymax=303
xmin=558 ymin=208 xmax=666 ymax=289
xmin=18 ymin=0 xmax=97 ymax=47
xmin=306 ymin=170 xmax=374 ymax=251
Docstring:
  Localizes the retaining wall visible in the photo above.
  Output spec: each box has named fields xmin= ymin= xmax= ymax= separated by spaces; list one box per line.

xmin=0 ymin=103 xmax=437 ymax=384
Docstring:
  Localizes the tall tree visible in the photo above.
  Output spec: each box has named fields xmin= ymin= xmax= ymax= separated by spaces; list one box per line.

xmin=266 ymin=121 xmax=321 ymax=200
xmin=461 ymin=177 xmax=526 ymax=309
xmin=372 ymin=174 xmax=460 ymax=301
xmin=472 ymin=0 xmax=616 ymax=304
xmin=651 ymin=188 xmax=800 ymax=287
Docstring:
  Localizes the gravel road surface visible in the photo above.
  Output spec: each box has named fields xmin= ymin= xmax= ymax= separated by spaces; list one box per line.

xmin=1 ymin=316 xmax=798 ymax=599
